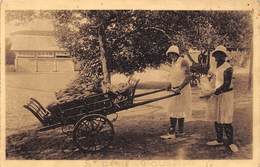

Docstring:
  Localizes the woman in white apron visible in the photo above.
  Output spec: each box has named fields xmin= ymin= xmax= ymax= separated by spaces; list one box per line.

xmin=160 ymin=45 xmax=192 ymax=140
xmin=205 ymin=45 xmax=238 ymax=153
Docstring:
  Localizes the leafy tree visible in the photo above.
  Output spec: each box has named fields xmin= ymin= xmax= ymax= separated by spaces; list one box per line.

xmin=53 ymin=11 xmax=174 ymax=83
xmin=53 ymin=10 xmax=252 ymax=83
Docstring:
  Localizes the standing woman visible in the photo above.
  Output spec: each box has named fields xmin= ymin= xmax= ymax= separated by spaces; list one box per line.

xmin=206 ymin=45 xmax=239 ymax=153
xmin=160 ymin=45 xmax=192 ymax=140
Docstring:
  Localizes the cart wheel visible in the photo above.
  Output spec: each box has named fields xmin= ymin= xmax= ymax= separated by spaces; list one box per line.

xmin=73 ymin=114 xmax=114 ymax=152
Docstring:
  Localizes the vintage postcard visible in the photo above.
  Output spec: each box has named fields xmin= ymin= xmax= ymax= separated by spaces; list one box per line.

xmin=1 ymin=0 xmax=260 ymax=167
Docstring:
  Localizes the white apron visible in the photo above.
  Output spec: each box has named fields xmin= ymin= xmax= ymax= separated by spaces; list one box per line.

xmin=209 ymin=62 xmax=234 ymax=123
xmin=166 ymin=57 xmax=192 ymax=119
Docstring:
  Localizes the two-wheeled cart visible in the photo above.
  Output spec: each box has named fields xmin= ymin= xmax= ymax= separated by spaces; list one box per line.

xmin=24 ymin=79 xmax=180 ymax=152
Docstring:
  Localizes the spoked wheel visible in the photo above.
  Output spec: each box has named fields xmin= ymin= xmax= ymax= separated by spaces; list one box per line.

xmin=73 ymin=114 xmax=114 ymax=152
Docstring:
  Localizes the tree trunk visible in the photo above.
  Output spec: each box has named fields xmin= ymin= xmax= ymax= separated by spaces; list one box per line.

xmin=98 ymin=25 xmax=111 ymax=84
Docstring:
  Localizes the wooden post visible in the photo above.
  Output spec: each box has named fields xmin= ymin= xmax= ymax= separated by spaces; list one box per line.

xmin=35 ymin=53 xmax=38 ymax=72
xmin=14 ymin=51 xmax=18 ymax=72
xmin=98 ymin=25 xmax=111 ymax=83
xmin=54 ymin=51 xmax=57 ymax=72
xmin=248 ymin=48 xmax=253 ymax=91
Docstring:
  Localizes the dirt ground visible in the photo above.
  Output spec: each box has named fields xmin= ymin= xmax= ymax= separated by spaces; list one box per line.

xmin=6 ymin=67 xmax=252 ymax=160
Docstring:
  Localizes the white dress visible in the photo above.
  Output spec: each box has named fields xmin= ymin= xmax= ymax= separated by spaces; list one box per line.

xmin=208 ymin=62 xmax=234 ymax=123
xmin=163 ymin=57 xmax=192 ymax=119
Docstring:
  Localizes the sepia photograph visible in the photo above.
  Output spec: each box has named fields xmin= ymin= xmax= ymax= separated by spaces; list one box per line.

xmin=4 ymin=9 xmax=254 ymax=161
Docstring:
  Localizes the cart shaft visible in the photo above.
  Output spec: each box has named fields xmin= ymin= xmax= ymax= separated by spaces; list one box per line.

xmin=134 ymin=87 xmax=178 ymax=98
xmin=132 ymin=92 xmax=180 ymax=107
xmin=134 ymin=88 xmax=166 ymax=98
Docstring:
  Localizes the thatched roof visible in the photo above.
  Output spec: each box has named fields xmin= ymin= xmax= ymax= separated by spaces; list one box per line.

xmin=10 ymin=30 xmax=65 ymax=52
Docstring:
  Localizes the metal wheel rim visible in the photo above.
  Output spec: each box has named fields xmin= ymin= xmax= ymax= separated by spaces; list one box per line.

xmin=73 ymin=114 xmax=114 ymax=152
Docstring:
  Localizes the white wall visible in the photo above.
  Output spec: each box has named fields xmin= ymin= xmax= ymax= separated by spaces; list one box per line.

xmin=15 ymin=58 xmax=37 ymax=72
xmin=56 ymin=59 xmax=75 ymax=72
xmin=15 ymin=57 xmax=74 ymax=72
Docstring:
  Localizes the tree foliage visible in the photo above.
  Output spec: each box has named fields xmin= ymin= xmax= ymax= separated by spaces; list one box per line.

xmin=52 ymin=10 xmax=252 ymax=77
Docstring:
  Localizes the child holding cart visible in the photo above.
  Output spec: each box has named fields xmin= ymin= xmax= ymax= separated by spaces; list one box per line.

xmin=201 ymin=45 xmax=239 ymax=153
xmin=160 ymin=45 xmax=192 ymax=140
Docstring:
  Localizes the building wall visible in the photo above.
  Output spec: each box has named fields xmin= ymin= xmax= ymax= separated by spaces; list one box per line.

xmin=56 ymin=59 xmax=75 ymax=72
xmin=15 ymin=58 xmax=37 ymax=72
xmin=14 ymin=50 xmax=75 ymax=72
xmin=37 ymin=58 xmax=56 ymax=72
xmin=15 ymin=50 xmax=55 ymax=58
xmin=15 ymin=57 xmax=75 ymax=72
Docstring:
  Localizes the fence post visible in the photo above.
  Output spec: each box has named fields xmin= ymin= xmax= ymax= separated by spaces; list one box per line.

xmin=248 ymin=50 xmax=253 ymax=91
xmin=14 ymin=54 xmax=18 ymax=72
xmin=54 ymin=51 xmax=57 ymax=72
xmin=35 ymin=54 xmax=38 ymax=72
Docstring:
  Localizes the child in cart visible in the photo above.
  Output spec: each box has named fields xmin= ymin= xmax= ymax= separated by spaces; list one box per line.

xmin=101 ymin=76 xmax=139 ymax=94
xmin=101 ymin=77 xmax=139 ymax=108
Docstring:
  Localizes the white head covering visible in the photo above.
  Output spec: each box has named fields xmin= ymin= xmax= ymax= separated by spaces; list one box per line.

xmin=212 ymin=45 xmax=227 ymax=56
xmin=212 ymin=45 xmax=231 ymax=63
xmin=166 ymin=45 xmax=180 ymax=56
